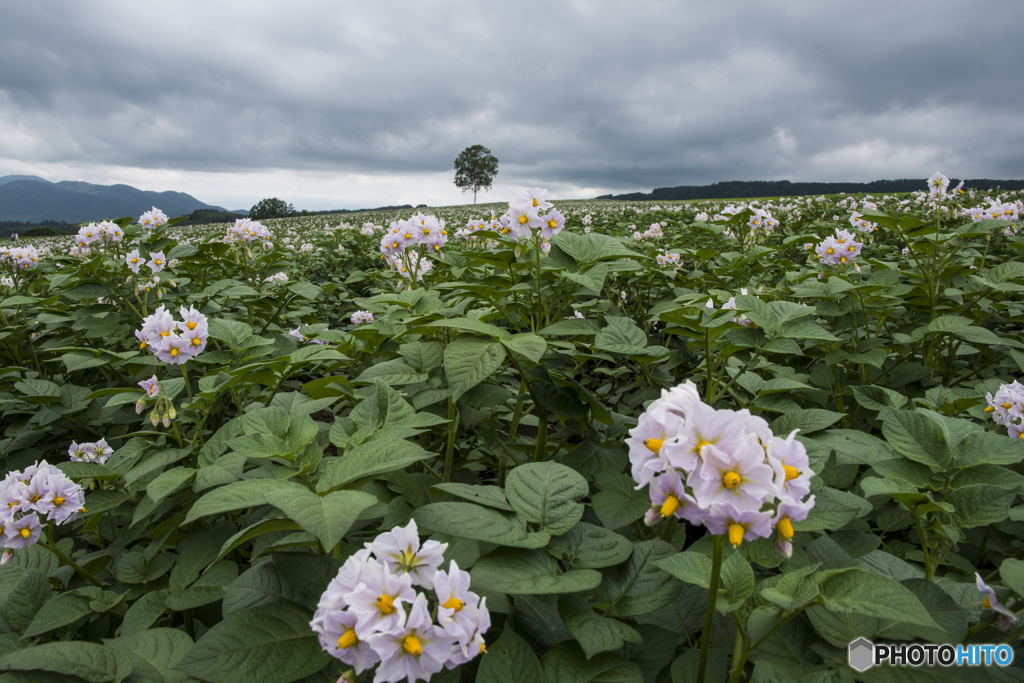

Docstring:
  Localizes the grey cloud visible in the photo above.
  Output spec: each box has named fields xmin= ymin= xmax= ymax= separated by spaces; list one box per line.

xmin=1 ymin=0 xmax=1022 ymax=202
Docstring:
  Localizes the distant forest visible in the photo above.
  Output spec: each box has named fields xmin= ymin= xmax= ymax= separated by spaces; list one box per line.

xmin=596 ymin=179 xmax=1024 ymax=202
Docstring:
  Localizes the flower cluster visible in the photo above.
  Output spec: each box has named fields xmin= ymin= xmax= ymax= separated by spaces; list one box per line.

xmin=964 ymin=200 xmax=1021 ymax=223
xmin=492 ymin=188 xmax=564 ymax=241
xmin=138 ymin=207 xmax=168 ymax=229
xmin=126 ymin=249 xmax=173 ymax=275
xmin=627 ymin=381 xmax=816 ymax=556
xmin=849 ymin=212 xmax=878 ymax=232
xmin=264 ymin=272 xmax=289 ymax=284
xmin=288 ymin=327 xmax=330 ymax=345
xmin=350 ymin=310 xmax=374 ymax=326
xmin=311 ymin=520 xmax=489 ymax=682
xmin=0 ymin=245 xmax=42 ymax=270
xmin=225 ymin=218 xmax=272 ymax=245
xmin=456 ymin=216 xmax=504 ymax=239
xmin=984 ymin=380 xmax=1024 ymax=438
xmin=67 ymin=439 xmax=114 ymax=465
xmin=656 ymin=251 xmax=681 ymax=269
xmin=74 ymin=221 xmax=124 ymax=248
xmin=706 ymin=289 xmax=753 ymax=327
xmin=633 ymin=222 xmax=665 ymax=241
xmin=1 ymin=461 xmax=85 ymax=560
xmin=747 ymin=207 xmax=779 ymax=232
xmin=379 ymin=214 xmax=448 ymax=258
xmin=814 ymin=229 xmax=863 ymax=266
xmin=135 ymin=305 xmax=209 ymax=365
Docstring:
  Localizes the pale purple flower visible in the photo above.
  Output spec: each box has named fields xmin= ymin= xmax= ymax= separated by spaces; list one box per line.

xmin=366 ymin=594 xmax=457 ymax=683
xmin=126 ymin=249 xmax=144 ymax=273
xmin=539 ymin=208 xmax=565 ymax=239
xmin=4 ymin=512 xmax=41 ymax=549
xmin=345 ymin=559 xmax=416 ymax=633
xmin=691 ymin=438 xmax=778 ymax=512
xmin=138 ymin=207 xmax=168 ymax=228
xmin=702 ymin=502 xmax=774 ymax=548
xmin=138 ymin=375 xmax=160 ymax=398
xmin=366 ymin=519 xmax=447 ymax=588
xmin=146 ymin=252 xmax=167 ymax=273
xmin=976 ymin=573 xmax=1017 ymax=631
xmin=350 ymin=311 xmax=374 ymax=326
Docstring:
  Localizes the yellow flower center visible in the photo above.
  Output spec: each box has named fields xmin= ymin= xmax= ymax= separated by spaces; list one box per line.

xmin=19 ymin=528 xmax=31 ymax=539
xmin=187 ymin=321 xmax=197 ymax=330
xmin=532 ymin=198 xmax=539 ymax=207
xmin=28 ymin=494 xmax=40 ymax=503
xmin=777 ymin=516 xmax=794 ymax=539
xmin=784 ymin=465 xmax=800 ymax=481
xmin=402 ymin=634 xmax=423 ymax=656
xmin=727 ymin=523 xmax=745 ymax=548
xmin=191 ymin=337 xmax=201 ymax=346
xmin=442 ymin=597 xmax=464 ymax=612
xmin=480 ymin=641 xmax=487 ymax=653
xmin=1002 ymin=402 xmax=1012 ymax=409
xmin=848 ymin=245 xmax=856 ymax=251
xmin=660 ymin=495 xmax=680 ymax=518
xmin=548 ymin=220 xmax=558 ymax=229
xmin=170 ymin=348 xmax=179 ymax=357
xmin=53 ymin=497 xmax=65 ymax=506
xmin=826 ymin=247 xmax=834 ymax=254
xmin=376 ymin=594 xmax=396 ymax=615
xmin=722 ymin=470 xmax=742 ymax=489
xmin=643 ymin=438 xmax=664 ymax=455
xmin=840 ymin=256 xmax=847 ymax=263
xmin=337 ymin=628 xmax=358 ymax=649
xmin=695 ymin=439 xmax=712 ymax=453
xmin=984 ymin=405 xmax=995 ymax=412
xmin=518 ymin=215 xmax=528 ymax=224
xmin=155 ymin=259 xmax=163 ymax=265
xmin=983 ymin=596 xmax=991 ymax=609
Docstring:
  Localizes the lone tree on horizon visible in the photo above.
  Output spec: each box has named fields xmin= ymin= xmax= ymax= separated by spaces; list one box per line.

xmin=453 ymin=145 xmax=498 ymax=204
xmin=249 ymin=197 xmax=295 ymax=219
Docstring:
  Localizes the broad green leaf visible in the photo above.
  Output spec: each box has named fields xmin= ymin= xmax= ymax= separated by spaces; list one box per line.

xmin=0 ymin=567 xmax=50 ymax=635
xmin=1000 ymin=558 xmax=1024 ymax=598
xmin=266 ymin=489 xmax=378 ymax=551
xmin=553 ymin=231 xmax=643 ymax=263
xmin=548 ymin=523 xmax=633 ymax=569
xmin=881 ymin=408 xmax=957 ymax=470
xmin=818 ymin=568 xmax=939 ymax=628
xmin=316 ymin=437 xmax=430 ymax=491
xmin=471 ymin=549 xmax=601 ymax=595
xmin=561 ymin=597 xmax=641 ymax=660
xmin=794 ymin=487 xmax=872 ymax=531
xmin=444 ymin=335 xmax=507 ymax=400
xmin=719 ymin=550 xmax=754 ymax=612
xmin=106 ymin=627 xmax=193 ymax=683
xmin=946 ymin=484 xmax=1016 ymax=528
xmin=594 ymin=316 xmax=647 ymax=355
xmin=540 ymin=643 xmax=643 ymax=683
xmin=431 ymin=483 xmax=514 ymax=511
xmin=146 ymin=467 xmax=196 ymax=505
xmin=22 ymin=593 xmax=93 ymax=638
xmin=414 ymin=502 xmax=550 ymax=548
xmin=502 ymin=333 xmax=547 ymax=363
xmin=182 ymin=479 xmax=307 ymax=525
xmin=505 ymin=462 xmax=588 ymax=536
xmin=595 ymin=540 xmax=680 ymax=617
xmin=476 ymin=626 xmax=542 ymax=683
xmin=425 ymin=316 xmax=509 ymax=339
xmin=176 ymin=603 xmax=330 ymax=683
xmin=0 ymin=641 xmax=131 ymax=682
xmin=656 ymin=551 xmax=712 ymax=589
xmin=770 ymin=409 xmax=844 ymax=435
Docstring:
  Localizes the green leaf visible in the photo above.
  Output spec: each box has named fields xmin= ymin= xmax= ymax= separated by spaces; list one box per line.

xmin=0 ymin=567 xmax=50 ymax=635
xmin=591 ymin=475 xmax=648 ymax=530
xmin=146 ymin=467 xmax=196 ymax=505
xmin=552 ymin=231 xmax=643 ymax=263
xmin=21 ymin=593 xmax=93 ymax=638
xmin=818 ymin=568 xmax=939 ymax=628
xmin=106 ymin=627 xmax=193 ymax=683
xmin=540 ymin=643 xmax=643 ymax=683
xmin=425 ymin=317 xmax=509 ymax=339
xmin=476 ymin=626 xmax=542 ymax=683
xmin=760 ymin=563 xmax=821 ymax=610
xmin=595 ymin=540 xmax=680 ymax=617
xmin=444 ymin=335 xmax=507 ymax=400
xmin=431 ymin=483 xmax=514 ymax=511
xmin=0 ymin=641 xmax=131 ymax=682
xmin=851 ymin=385 xmax=908 ymax=412
xmin=947 ymin=484 xmax=1016 ymax=528
xmin=502 ymin=333 xmax=547 ymax=363
xmin=794 ymin=487 xmax=872 ymax=531
xmin=1000 ymin=558 xmax=1024 ymax=598
xmin=881 ymin=408 xmax=954 ymax=470
xmin=505 ymin=462 xmax=588 ymax=536
xmin=266 ymin=489 xmax=378 ymax=550
xmin=354 ymin=359 xmax=428 ymax=385
xmin=594 ymin=316 xmax=647 ymax=355
xmin=770 ymin=409 xmax=844 ymax=435
xmin=719 ymin=550 xmax=755 ymax=612
xmin=182 ymin=479 xmax=306 ymax=525
xmin=561 ymin=597 xmax=641 ymax=660
xmin=317 ymin=436 xmax=430 ymax=491
xmin=954 ymin=432 xmax=1024 ymax=466
xmin=414 ymin=502 xmax=550 ymax=549
xmin=176 ymin=603 xmax=330 ymax=683
xmin=471 ymin=549 xmax=602 ymax=595
xmin=548 ymin=523 xmax=633 ymax=569
xmin=656 ymin=551 xmax=712 ymax=589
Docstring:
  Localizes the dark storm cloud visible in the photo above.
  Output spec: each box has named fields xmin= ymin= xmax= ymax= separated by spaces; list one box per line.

xmin=2 ymin=0 xmax=1023 ymax=197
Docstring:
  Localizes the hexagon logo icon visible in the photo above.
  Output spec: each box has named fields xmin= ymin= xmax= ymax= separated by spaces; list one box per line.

xmin=848 ymin=637 xmax=875 ymax=672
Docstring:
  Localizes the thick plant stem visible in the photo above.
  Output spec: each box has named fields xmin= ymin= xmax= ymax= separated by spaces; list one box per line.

xmin=697 ymin=535 xmax=725 ymax=682
xmin=44 ymin=527 xmax=103 ymax=588
xmin=728 ymin=613 xmax=749 ymax=683
xmin=912 ymin=510 xmax=934 ymax=580
xmin=443 ymin=396 xmax=459 ymax=481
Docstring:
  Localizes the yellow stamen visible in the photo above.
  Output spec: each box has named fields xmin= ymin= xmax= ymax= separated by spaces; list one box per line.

xmin=826 ymin=247 xmax=834 ymax=254
xmin=191 ymin=337 xmax=201 ymax=346
xmin=727 ymin=523 xmax=744 ymax=548
xmin=984 ymin=405 xmax=995 ymax=412
xmin=777 ymin=516 xmax=794 ymax=540
xmin=19 ymin=528 xmax=31 ymax=539
xmin=480 ymin=641 xmax=487 ymax=654
xmin=660 ymin=495 xmax=680 ymax=518
xmin=1002 ymin=402 xmax=1012 ymax=409
xmin=783 ymin=465 xmax=800 ymax=481
xmin=643 ymin=438 xmax=664 ymax=455
xmin=695 ymin=440 xmax=712 ymax=453
xmin=518 ymin=215 xmax=528 ymax=224
xmin=187 ymin=321 xmax=197 ymax=330
xmin=53 ymin=497 xmax=65 ymax=506
xmin=402 ymin=634 xmax=423 ymax=656
xmin=722 ymin=470 xmax=742 ymax=489
xmin=169 ymin=348 xmax=179 ymax=357
xmin=532 ymin=198 xmax=539 ymax=207
xmin=337 ymin=628 xmax=357 ymax=649
xmin=983 ymin=597 xmax=991 ymax=609
xmin=442 ymin=597 xmax=464 ymax=612
xmin=548 ymin=220 xmax=558 ymax=229
xmin=28 ymin=494 xmax=40 ymax=503
xmin=376 ymin=594 xmax=396 ymax=615
xmin=840 ymin=256 xmax=847 ymax=263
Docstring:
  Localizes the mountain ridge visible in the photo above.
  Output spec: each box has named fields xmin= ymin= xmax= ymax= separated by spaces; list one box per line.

xmin=0 ymin=175 xmax=224 ymax=222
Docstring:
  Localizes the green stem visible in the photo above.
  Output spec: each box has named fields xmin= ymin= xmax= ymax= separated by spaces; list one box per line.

xmin=697 ymin=535 xmax=725 ymax=683
xmin=912 ymin=509 xmax=934 ymax=580
xmin=43 ymin=528 xmax=103 ymax=588
xmin=181 ymin=363 xmax=195 ymax=402
xmin=533 ymin=408 xmax=549 ymax=462
xmin=728 ymin=612 xmax=749 ymax=683
xmin=442 ymin=396 xmax=459 ymax=481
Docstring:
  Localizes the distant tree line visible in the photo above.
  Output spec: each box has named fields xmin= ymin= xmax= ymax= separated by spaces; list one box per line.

xmin=596 ymin=179 xmax=1024 ymax=202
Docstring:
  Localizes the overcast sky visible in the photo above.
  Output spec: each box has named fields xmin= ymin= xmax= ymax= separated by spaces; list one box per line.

xmin=1 ymin=1 xmax=1022 ymax=210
